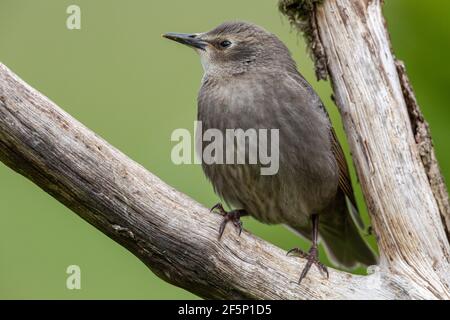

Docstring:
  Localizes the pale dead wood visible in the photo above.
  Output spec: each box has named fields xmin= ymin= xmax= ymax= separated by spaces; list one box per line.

xmin=280 ymin=0 xmax=450 ymax=299
xmin=1 ymin=63 xmax=409 ymax=300
xmin=394 ymin=60 xmax=450 ymax=239
xmin=1 ymin=0 xmax=449 ymax=300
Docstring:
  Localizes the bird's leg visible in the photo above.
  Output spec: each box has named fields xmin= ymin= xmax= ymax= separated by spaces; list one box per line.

xmin=210 ymin=203 xmax=248 ymax=240
xmin=287 ymin=214 xmax=329 ymax=283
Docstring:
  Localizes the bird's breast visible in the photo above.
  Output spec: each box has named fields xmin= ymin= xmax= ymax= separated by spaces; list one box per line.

xmin=197 ymin=73 xmax=339 ymax=225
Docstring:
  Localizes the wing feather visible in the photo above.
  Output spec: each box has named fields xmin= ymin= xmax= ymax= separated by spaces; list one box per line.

xmin=330 ymin=127 xmax=364 ymax=228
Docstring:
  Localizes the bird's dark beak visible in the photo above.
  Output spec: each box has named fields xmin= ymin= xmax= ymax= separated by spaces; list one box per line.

xmin=163 ymin=32 xmax=207 ymax=51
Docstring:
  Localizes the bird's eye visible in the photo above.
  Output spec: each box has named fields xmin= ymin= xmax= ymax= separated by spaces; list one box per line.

xmin=219 ymin=40 xmax=232 ymax=48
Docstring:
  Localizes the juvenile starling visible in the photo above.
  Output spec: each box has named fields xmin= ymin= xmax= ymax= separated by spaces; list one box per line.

xmin=164 ymin=21 xmax=377 ymax=283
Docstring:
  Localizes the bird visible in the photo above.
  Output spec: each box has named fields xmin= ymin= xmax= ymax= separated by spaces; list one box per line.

xmin=163 ymin=21 xmax=377 ymax=283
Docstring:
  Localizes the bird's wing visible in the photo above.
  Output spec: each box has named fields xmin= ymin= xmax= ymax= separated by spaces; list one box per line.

xmin=330 ymin=127 xmax=364 ymax=229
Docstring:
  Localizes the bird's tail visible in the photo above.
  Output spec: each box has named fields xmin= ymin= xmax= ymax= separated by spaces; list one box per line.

xmin=318 ymin=193 xmax=377 ymax=268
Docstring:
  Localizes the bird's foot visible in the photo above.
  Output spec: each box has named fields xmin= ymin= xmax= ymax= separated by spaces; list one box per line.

xmin=287 ymin=246 xmax=329 ymax=284
xmin=210 ymin=203 xmax=246 ymax=240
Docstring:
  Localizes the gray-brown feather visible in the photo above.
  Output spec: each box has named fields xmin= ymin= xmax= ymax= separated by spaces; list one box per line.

xmin=198 ymin=69 xmax=338 ymax=227
xmin=195 ymin=21 xmax=376 ymax=267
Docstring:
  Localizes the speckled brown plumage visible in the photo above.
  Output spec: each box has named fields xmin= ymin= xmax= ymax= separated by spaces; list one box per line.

xmin=164 ymin=21 xmax=377 ymax=280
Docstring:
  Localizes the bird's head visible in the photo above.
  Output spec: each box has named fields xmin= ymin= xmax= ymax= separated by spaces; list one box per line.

xmin=163 ymin=21 xmax=296 ymax=76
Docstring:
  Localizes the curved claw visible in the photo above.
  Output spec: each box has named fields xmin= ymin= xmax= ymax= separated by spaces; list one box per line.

xmin=218 ymin=218 xmax=227 ymax=240
xmin=234 ymin=219 xmax=243 ymax=236
xmin=287 ymin=246 xmax=328 ymax=284
xmin=298 ymin=259 xmax=314 ymax=284
xmin=210 ymin=203 xmax=224 ymax=214
xmin=317 ymin=263 xmax=329 ymax=279
xmin=286 ymin=247 xmax=307 ymax=258
xmin=298 ymin=258 xmax=329 ymax=283
xmin=211 ymin=203 xmax=245 ymax=240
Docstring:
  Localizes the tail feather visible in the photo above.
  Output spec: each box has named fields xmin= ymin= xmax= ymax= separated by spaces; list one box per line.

xmin=320 ymin=217 xmax=377 ymax=268
xmin=319 ymin=194 xmax=377 ymax=268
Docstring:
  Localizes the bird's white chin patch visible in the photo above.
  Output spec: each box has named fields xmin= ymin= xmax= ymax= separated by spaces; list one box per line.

xmin=198 ymin=50 xmax=211 ymax=73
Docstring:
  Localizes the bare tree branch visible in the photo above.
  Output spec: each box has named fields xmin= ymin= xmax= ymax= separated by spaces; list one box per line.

xmin=280 ymin=0 xmax=450 ymax=299
xmin=0 ymin=62 xmax=401 ymax=300
xmin=394 ymin=60 xmax=450 ymax=239
xmin=1 ymin=0 xmax=449 ymax=299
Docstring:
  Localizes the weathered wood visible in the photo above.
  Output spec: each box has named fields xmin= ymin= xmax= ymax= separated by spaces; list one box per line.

xmin=1 ymin=0 xmax=449 ymax=300
xmin=1 ymin=63 xmax=407 ymax=299
xmin=394 ymin=59 xmax=450 ymax=239
xmin=280 ymin=0 xmax=450 ymax=299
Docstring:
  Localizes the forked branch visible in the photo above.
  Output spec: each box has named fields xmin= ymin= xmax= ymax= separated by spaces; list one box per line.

xmin=0 ymin=0 xmax=449 ymax=300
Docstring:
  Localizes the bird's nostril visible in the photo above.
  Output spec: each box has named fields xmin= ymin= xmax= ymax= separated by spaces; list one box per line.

xmin=188 ymin=34 xmax=197 ymax=38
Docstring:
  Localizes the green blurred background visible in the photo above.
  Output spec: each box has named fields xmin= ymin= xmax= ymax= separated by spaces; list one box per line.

xmin=0 ymin=0 xmax=448 ymax=299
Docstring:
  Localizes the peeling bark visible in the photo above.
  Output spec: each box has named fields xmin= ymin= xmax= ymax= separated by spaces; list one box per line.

xmin=280 ymin=0 xmax=450 ymax=299
xmin=0 ymin=0 xmax=449 ymax=300
xmin=0 ymin=62 xmax=416 ymax=300
xmin=394 ymin=60 xmax=450 ymax=241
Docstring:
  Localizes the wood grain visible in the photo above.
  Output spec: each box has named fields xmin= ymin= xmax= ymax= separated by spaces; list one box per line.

xmin=1 ymin=63 xmax=406 ymax=299
xmin=1 ymin=0 xmax=449 ymax=299
xmin=314 ymin=0 xmax=450 ymax=298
